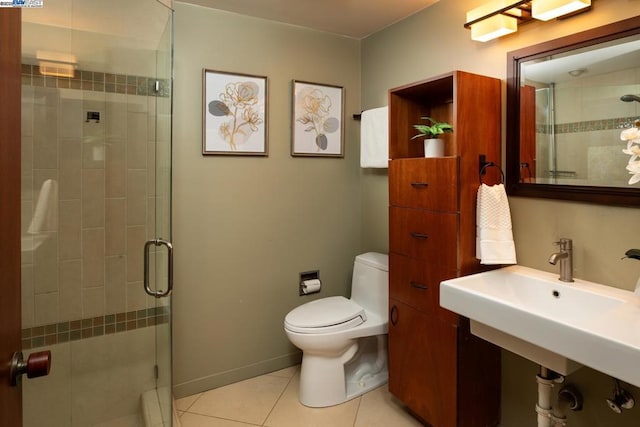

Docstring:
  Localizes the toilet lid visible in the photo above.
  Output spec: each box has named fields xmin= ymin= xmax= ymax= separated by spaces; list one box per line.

xmin=285 ymin=296 xmax=366 ymax=334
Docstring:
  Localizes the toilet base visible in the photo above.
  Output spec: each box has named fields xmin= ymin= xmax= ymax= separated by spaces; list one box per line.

xmin=298 ymin=335 xmax=388 ymax=408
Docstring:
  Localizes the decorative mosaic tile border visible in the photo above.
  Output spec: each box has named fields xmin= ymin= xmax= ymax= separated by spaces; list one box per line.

xmin=21 ymin=64 xmax=171 ymax=97
xmin=21 ymin=306 xmax=170 ymax=350
xmin=536 ymin=117 xmax=639 ymax=134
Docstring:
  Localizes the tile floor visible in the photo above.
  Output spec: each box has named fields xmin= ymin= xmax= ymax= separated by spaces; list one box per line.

xmin=175 ymin=365 xmax=424 ymax=427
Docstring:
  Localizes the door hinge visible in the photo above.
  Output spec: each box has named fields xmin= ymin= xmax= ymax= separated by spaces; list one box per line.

xmin=154 ymin=364 xmax=159 ymax=379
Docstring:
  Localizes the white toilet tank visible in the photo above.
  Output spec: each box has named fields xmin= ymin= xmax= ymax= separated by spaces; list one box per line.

xmin=350 ymin=252 xmax=389 ymax=320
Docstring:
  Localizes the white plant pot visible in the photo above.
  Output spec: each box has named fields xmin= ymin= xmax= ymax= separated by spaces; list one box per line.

xmin=424 ymin=138 xmax=444 ymax=157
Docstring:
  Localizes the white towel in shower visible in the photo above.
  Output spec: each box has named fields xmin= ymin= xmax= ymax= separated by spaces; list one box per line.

xmin=360 ymin=106 xmax=389 ymax=168
xmin=28 ymin=179 xmax=58 ymax=234
xmin=476 ymin=183 xmax=517 ymax=265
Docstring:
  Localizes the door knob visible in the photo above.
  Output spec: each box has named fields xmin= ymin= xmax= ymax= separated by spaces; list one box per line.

xmin=9 ymin=350 xmax=51 ymax=386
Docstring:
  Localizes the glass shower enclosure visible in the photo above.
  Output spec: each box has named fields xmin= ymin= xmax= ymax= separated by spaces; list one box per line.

xmin=20 ymin=0 xmax=173 ymax=425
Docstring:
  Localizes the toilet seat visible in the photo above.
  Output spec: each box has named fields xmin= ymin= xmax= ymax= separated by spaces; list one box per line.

xmin=284 ymin=296 xmax=366 ymax=334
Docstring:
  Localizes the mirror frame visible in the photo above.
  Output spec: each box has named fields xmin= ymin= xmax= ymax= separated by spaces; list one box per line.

xmin=506 ymin=16 xmax=640 ymax=207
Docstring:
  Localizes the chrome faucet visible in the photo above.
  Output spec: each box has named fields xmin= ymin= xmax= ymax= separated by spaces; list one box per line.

xmin=623 ymin=249 xmax=640 ymax=296
xmin=549 ymin=238 xmax=574 ymax=282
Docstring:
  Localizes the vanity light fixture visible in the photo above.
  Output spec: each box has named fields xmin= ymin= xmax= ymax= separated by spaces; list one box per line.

xmin=532 ymin=0 xmax=591 ymax=21
xmin=466 ymin=1 xmax=523 ymax=42
xmin=36 ymin=50 xmax=77 ymax=78
xmin=465 ymin=0 xmax=591 ymax=42
xmin=470 ymin=15 xmax=517 ymax=42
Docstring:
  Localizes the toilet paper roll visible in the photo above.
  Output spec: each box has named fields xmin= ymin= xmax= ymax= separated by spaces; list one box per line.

xmin=301 ymin=278 xmax=321 ymax=294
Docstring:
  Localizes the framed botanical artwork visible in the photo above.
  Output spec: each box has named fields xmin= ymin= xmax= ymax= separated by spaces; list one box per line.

xmin=202 ymin=69 xmax=268 ymax=156
xmin=291 ymin=80 xmax=344 ymax=157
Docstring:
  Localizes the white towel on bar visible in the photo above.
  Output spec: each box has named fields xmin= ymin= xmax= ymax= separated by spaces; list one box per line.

xmin=360 ymin=106 xmax=389 ymax=168
xmin=476 ymin=183 xmax=517 ymax=265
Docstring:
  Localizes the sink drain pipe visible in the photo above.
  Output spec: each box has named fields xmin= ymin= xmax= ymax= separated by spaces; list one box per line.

xmin=536 ymin=367 xmax=556 ymax=427
xmin=536 ymin=367 xmax=583 ymax=427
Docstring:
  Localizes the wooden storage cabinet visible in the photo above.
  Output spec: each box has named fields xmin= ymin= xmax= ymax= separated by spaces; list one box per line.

xmin=388 ymin=71 xmax=501 ymax=426
xmin=388 ymin=300 xmax=458 ymax=427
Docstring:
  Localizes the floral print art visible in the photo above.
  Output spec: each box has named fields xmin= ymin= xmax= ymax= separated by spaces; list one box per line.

xmin=203 ymin=70 xmax=266 ymax=155
xmin=292 ymin=81 xmax=343 ymax=157
xmin=295 ymin=87 xmax=340 ymax=151
xmin=208 ymin=81 xmax=263 ymax=150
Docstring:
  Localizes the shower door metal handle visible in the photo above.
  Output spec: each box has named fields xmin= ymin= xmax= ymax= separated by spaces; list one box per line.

xmin=144 ymin=238 xmax=174 ymax=298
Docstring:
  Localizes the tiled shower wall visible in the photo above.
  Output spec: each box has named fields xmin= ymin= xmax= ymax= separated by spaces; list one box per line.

xmin=20 ymin=66 xmax=170 ymax=348
xmin=534 ymin=66 xmax=640 ymax=184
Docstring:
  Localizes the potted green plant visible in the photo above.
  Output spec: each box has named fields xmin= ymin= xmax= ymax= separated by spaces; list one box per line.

xmin=410 ymin=116 xmax=453 ymax=157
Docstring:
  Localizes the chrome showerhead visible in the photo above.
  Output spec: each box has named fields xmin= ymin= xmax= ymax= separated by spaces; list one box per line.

xmin=620 ymin=94 xmax=640 ymax=103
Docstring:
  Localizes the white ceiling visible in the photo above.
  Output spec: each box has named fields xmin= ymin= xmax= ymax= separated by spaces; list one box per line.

xmin=523 ymin=38 xmax=640 ymax=84
xmin=178 ymin=0 xmax=440 ymax=39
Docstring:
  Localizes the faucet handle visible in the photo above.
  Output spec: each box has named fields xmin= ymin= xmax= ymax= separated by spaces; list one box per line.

xmin=624 ymin=249 xmax=640 ymax=260
xmin=554 ymin=238 xmax=572 ymax=250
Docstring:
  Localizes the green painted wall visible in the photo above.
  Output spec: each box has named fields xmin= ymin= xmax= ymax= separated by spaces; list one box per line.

xmin=172 ymin=2 xmax=362 ymax=397
xmin=173 ymin=1 xmax=640 ymax=424
xmin=361 ymin=1 xmax=640 ymax=425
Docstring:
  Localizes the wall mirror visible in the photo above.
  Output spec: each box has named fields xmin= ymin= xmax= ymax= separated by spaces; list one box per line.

xmin=506 ymin=16 xmax=640 ymax=206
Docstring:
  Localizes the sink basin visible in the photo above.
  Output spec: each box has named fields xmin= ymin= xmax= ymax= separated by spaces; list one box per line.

xmin=441 ymin=265 xmax=640 ymax=386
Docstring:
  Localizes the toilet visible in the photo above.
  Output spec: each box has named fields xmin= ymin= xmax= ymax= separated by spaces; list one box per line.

xmin=284 ymin=252 xmax=389 ymax=407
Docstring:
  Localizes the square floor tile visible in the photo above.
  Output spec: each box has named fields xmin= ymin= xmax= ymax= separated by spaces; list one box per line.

xmin=264 ymin=372 xmax=360 ymax=427
xmin=188 ymin=375 xmax=290 ymax=425
xmin=176 ymin=393 xmax=202 ymax=411
xmin=354 ymin=384 xmax=423 ymax=427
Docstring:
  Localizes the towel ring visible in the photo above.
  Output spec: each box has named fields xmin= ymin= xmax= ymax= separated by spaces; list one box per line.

xmin=479 ymin=162 xmax=505 ymax=184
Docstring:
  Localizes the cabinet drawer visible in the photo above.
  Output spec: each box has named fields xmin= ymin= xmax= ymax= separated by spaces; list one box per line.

xmin=389 ymin=253 xmax=458 ymax=321
xmin=389 ymin=158 xmax=458 ymax=211
xmin=389 ymin=207 xmax=457 ymax=266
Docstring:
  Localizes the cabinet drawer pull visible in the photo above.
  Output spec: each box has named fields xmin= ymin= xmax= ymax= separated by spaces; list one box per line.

xmin=410 ymin=281 xmax=428 ymax=290
xmin=390 ymin=305 xmax=399 ymax=326
xmin=410 ymin=182 xmax=429 ymax=188
xmin=410 ymin=232 xmax=429 ymax=239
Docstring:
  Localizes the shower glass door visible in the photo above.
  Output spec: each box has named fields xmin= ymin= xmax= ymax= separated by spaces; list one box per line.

xmin=20 ymin=1 xmax=173 ymax=425
xmin=152 ymin=9 xmax=174 ymax=426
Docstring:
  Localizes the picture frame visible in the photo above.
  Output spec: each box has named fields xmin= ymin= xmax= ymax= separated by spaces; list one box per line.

xmin=202 ymin=69 xmax=268 ymax=156
xmin=291 ymin=80 xmax=344 ymax=157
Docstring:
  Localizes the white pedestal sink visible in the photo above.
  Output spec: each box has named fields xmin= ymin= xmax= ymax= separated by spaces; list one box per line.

xmin=440 ymin=265 xmax=640 ymax=386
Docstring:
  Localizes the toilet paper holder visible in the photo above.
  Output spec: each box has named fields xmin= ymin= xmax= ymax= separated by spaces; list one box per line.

xmin=299 ymin=270 xmax=321 ymax=296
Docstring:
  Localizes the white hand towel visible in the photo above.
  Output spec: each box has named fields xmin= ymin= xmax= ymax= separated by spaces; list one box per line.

xmin=476 ymin=183 xmax=517 ymax=265
xmin=360 ymin=106 xmax=389 ymax=168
